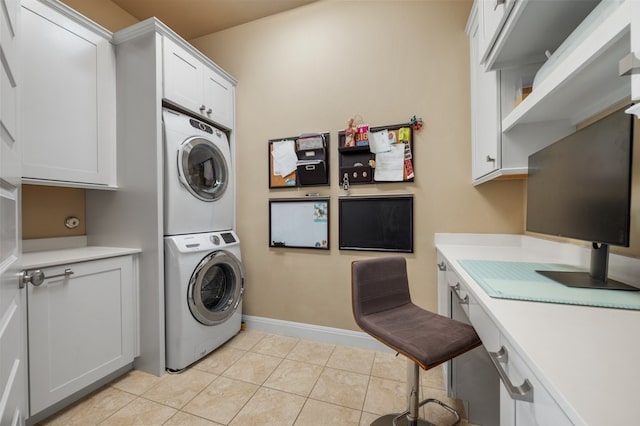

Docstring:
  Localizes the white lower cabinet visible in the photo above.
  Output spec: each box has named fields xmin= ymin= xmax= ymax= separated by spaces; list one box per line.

xmin=437 ymin=254 xmax=573 ymax=425
xmin=27 ymin=256 xmax=137 ymax=416
xmin=498 ymin=338 xmax=572 ymax=426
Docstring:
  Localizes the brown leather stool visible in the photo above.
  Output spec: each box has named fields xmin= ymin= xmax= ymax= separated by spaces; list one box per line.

xmin=352 ymin=257 xmax=482 ymax=426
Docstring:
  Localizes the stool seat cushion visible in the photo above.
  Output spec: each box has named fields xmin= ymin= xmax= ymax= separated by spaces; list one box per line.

xmin=358 ymin=302 xmax=481 ymax=370
xmin=351 ymin=256 xmax=481 ymax=370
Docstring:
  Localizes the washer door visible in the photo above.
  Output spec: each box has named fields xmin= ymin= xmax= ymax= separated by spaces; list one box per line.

xmin=177 ymin=136 xmax=229 ymax=201
xmin=188 ymin=250 xmax=244 ymax=325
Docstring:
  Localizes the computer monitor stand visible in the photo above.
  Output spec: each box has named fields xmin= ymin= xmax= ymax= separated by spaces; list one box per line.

xmin=536 ymin=243 xmax=640 ymax=291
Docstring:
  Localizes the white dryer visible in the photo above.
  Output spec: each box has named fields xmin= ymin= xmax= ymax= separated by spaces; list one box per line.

xmin=164 ymin=231 xmax=244 ymax=371
xmin=163 ymin=107 xmax=234 ymax=235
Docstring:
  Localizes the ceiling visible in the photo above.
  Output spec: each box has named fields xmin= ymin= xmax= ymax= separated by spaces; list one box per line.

xmin=111 ymin=0 xmax=319 ymax=40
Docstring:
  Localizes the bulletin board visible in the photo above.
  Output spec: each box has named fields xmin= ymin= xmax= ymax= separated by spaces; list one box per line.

xmin=338 ymin=123 xmax=414 ymax=185
xmin=268 ymin=133 xmax=330 ymax=188
xmin=269 ymin=198 xmax=330 ymax=249
xmin=269 ymin=137 xmax=298 ymax=188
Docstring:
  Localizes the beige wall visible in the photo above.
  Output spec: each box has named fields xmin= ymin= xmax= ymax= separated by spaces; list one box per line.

xmin=190 ymin=0 xmax=525 ymax=330
xmin=23 ymin=0 xmax=640 ymax=332
xmin=22 ymin=185 xmax=86 ymax=239
xmin=27 ymin=0 xmax=525 ymax=331
xmin=59 ymin=0 xmax=138 ymax=31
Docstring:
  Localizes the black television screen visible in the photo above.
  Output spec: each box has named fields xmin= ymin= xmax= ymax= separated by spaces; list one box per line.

xmin=526 ymin=106 xmax=635 ymax=290
xmin=339 ymin=195 xmax=413 ymax=252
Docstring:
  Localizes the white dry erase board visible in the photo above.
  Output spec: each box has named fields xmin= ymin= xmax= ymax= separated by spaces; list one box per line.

xmin=269 ymin=198 xmax=329 ymax=249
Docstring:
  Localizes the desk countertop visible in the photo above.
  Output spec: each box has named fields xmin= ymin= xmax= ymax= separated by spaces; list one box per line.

xmin=435 ymin=233 xmax=640 ymax=425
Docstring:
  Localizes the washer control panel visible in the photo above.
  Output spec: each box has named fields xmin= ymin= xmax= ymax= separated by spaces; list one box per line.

xmin=168 ymin=231 xmax=239 ymax=253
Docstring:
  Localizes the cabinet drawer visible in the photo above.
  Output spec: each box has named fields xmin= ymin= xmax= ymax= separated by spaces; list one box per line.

xmin=468 ymin=296 xmax=500 ymax=352
xmin=497 ymin=337 xmax=572 ymax=426
xmin=446 ymin=268 xmax=472 ymax=319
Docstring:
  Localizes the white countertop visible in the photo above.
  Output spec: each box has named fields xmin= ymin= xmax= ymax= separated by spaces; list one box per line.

xmin=435 ymin=233 xmax=640 ymax=425
xmin=22 ymin=246 xmax=141 ymax=269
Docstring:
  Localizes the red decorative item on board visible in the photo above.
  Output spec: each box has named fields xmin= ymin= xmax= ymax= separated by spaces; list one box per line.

xmin=409 ymin=115 xmax=423 ymax=131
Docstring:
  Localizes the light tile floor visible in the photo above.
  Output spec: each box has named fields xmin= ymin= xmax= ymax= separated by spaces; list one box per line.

xmin=38 ymin=330 xmax=474 ymax=426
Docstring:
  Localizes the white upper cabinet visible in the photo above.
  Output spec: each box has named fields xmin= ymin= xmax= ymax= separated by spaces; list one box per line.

xmin=482 ymin=0 xmax=599 ymax=71
xmin=502 ymin=0 xmax=639 ymax=130
xmin=203 ymin=68 xmax=234 ymax=130
xmin=468 ymin=9 xmax=500 ymax=181
xmin=467 ymin=2 xmax=579 ymax=185
xmin=477 ymin=0 xmax=515 ymax=64
xmin=467 ymin=0 xmax=640 ymax=185
xmin=20 ymin=0 xmax=116 ymax=189
xmin=163 ymin=37 xmax=234 ymax=129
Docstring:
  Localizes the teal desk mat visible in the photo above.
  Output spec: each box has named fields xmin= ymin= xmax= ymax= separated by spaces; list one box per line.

xmin=458 ymin=260 xmax=640 ymax=311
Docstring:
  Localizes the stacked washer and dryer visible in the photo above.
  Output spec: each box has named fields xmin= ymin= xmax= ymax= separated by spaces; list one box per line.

xmin=162 ymin=107 xmax=245 ymax=372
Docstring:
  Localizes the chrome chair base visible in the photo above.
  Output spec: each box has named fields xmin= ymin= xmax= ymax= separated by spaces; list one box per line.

xmin=371 ymin=413 xmax=434 ymax=426
xmin=370 ymin=398 xmax=461 ymax=426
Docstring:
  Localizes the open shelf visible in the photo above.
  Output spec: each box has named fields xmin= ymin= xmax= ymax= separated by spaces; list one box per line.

xmin=502 ymin=1 xmax=632 ymax=132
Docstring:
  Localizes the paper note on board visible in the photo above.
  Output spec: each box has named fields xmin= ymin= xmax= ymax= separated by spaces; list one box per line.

xmin=368 ymin=129 xmax=391 ymax=154
xmin=272 ymin=140 xmax=297 ymax=177
xmin=374 ymin=144 xmax=405 ymax=181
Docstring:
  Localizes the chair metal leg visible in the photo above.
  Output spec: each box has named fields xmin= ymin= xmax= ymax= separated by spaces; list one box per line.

xmin=370 ymin=361 xmax=461 ymax=426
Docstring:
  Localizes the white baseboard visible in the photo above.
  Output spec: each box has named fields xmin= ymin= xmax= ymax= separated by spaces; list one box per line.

xmin=241 ymin=315 xmax=391 ymax=353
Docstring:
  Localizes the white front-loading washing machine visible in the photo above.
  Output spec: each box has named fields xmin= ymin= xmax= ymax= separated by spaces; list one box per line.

xmin=164 ymin=231 xmax=244 ymax=371
xmin=163 ymin=107 xmax=234 ymax=235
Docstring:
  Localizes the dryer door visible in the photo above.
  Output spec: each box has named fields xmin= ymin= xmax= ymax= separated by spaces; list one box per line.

xmin=187 ymin=250 xmax=244 ymax=325
xmin=177 ymin=137 xmax=229 ymax=201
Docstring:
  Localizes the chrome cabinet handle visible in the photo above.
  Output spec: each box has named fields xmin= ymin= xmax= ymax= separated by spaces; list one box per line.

xmin=206 ymin=108 xmax=212 ymax=114
xmin=489 ymin=346 xmax=534 ymax=402
xmin=437 ymin=261 xmax=447 ymax=271
xmin=199 ymin=104 xmax=206 ymax=112
xmin=486 ymin=155 xmax=496 ymax=162
xmin=450 ymin=283 xmax=469 ymax=305
xmin=19 ymin=268 xmax=74 ymax=287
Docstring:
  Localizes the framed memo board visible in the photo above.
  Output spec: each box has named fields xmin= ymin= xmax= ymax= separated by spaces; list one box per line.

xmin=338 ymin=195 xmax=413 ymax=252
xmin=269 ymin=198 xmax=329 ymax=249
xmin=268 ymin=133 xmax=330 ymax=188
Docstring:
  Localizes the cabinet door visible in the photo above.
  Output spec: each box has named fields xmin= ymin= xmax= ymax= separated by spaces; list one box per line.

xmin=478 ymin=0 xmax=515 ymax=63
xmin=20 ymin=0 xmax=116 ymax=187
xmin=163 ymin=36 xmax=205 ymax=115
xmin=27 ymin=256 xmax=135 ymax=416
xmin=0 ymin=0 xmax=28 ymax=423
xmin=632 ymin=1 xmax=640 ymax=102
xmin=500 ymin=381 xmax=516 ymax=426
xmin=469 ymin=18 xmax=500 ymax=181
xmin=203 ymin=69 xmax=234 ymax=129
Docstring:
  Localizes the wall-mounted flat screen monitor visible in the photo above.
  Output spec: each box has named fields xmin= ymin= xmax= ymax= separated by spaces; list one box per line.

xmin=526 ymin=106 xmax=635 ymax=290
xmin=339 ymin=195 xmax=413 ymax=252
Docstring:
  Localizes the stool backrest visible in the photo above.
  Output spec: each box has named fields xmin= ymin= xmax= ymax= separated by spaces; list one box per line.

xmin=351 ymin=257 xmax=412 ymax=323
